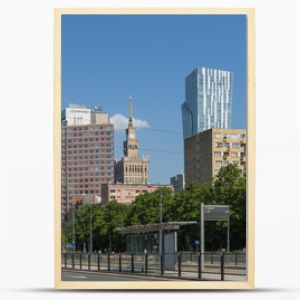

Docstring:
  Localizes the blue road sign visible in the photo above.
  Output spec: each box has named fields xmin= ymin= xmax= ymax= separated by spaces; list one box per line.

xmin=66 ymin=243 xmax=74 ymax=249
xmin=194 ymin=240 xmax=200 ymax=246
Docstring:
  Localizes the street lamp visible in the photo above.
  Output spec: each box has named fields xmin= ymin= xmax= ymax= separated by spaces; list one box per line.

xmin=159 ymin=190 xmax=164 ymax=255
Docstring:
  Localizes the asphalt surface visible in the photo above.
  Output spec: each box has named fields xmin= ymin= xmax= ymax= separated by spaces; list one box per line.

xmin=62 ymin=270 xmax=176 ymax=281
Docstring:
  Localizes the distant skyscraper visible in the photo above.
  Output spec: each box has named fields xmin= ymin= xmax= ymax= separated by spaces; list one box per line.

xmin=170 ymin=174 xmax=185 ymax=193
xmin=114 ymin=97 xmax=149 ymax=184
xmin=182 ymin=67 xmax=233 ymax=139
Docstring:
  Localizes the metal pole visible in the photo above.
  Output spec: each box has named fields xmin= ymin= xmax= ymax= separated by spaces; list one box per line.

xmin=119 ymin=253 xmax=122 ymax=272
xmin=88 ymin=253 xmax=91 ymax=271
xmin=89 ymin=204 xmax=93 ymax=253
xmin=159 ymin=190 xmax=163 ymax=255
xmin=145 ymin=253 xmax=148 ymax=275
xmin=227 ymin=217 xmax=230 ymax=252
xmin=200 ymin=203 xmax=204 ymax=271
xmin=131 ymin=253 xmax=134 ymax=273
xmin=97 ymin=252 xmax=100 ymax=271
xmin=178 ymin=253 xmax=182 ymax=277
xmin=72 ymin=209 xmax=76 ymax=251
xmin=198 ymin=253 xmax=202 ymax=279
xmin=221 ymin=253 xmax=225 ymax=281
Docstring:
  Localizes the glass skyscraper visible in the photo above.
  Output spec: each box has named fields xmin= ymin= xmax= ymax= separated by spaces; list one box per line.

xmin=181 ymin=67 xmax=233 ymax=140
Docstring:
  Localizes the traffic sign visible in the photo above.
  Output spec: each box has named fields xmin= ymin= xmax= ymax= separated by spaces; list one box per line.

xmin=66 ymin=243 xmax=75 ymax=249
xmin=203 ymin=205 xmax=230 ymax=221
xmin=194 ymin=240 xmax=200 ymax=246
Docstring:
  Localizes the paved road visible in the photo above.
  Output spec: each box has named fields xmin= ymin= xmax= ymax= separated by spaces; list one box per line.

xmin=62 ymin=270 xmax=176 ymax=281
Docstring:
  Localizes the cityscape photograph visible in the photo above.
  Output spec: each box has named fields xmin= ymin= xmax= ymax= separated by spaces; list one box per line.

xmin=60 ymin=13 xmax=248 ymax=282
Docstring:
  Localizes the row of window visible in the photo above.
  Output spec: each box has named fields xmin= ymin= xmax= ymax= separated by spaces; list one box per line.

xmin=125 ymin=166 xmax=147 ymax=172
xmin=67 ymin=143 xmax=113 ymax=149
xmin=214 ymin=151 xmax=246 ymax=158
xmin=215 ymin=160 xmax=240 ymax=167
xmin=67 ymin=149 xmax=113 ymax=155
xmin=110 ymin=189 xmax=147 ymax=193
xmin=66 ymin=126 xmax=113 ymax=132
xmin=68 ymin=178 xmax=108 ymax=183
xmin=68 ymin=155 xmax=112 ymax=160
xmin=67 ymin=161 xmax=113 ymax=166
xmin=214 ymin=133 xmax=246 ymax=139
xmin=67 ymin=192 xmax=101 ymax=199
xmin=215 ymin=142 xmax=246 ymax=148
xmin=67 ymin=155 xmax=113 ymax=160
xmin=68 ymin=184 xmax=101 ymax=189
xmin=67 ymin=137 xmax=112 ymax=142
xmin=67 ymin=172 xmax=113 ymax=177
xmin=68 ymin=167 xmax=112 ymax=172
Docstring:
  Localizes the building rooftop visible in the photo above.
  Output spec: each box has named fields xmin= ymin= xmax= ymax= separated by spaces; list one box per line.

xmin=115 ymin=221 xmax=197 ymax=235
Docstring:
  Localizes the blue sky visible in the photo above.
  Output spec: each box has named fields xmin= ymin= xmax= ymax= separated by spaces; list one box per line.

xmin=62 ymin=14 xmax=246 ymax=184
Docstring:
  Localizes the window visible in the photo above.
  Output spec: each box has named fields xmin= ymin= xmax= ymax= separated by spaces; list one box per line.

xmin=216 ymin=142 xmax=223 ymax=148
xmin=230 ymin=134 xmax=239 ymax=139
xmin=214 ymin=151 xmax=222 ymax=157
xmin=231 ymin=152 xmax=239 ymax=157
xmin=216 ymin=160 xmax=222 ymax=166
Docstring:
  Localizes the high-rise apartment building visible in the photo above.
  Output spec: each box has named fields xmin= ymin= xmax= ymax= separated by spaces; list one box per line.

xmin=184 ymin=128 xmax=246 ymax=185
xmin=61 ymin=104 xmax=114 ymax=218
xmin=114 ymin=97 xmax=149 ymax=184
xmin=182 ymin=67 xmax=233 ymax=139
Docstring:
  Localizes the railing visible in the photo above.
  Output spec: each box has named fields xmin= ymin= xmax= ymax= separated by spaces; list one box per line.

xmin=61 ymin=252 xmax=246 ymax=281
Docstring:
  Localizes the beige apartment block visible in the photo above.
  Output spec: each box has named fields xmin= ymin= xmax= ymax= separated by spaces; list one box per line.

xmin=184 ymin=128 xmax=247 ymax=186
xmin=101 ymin=183 xmax=174 ymax=204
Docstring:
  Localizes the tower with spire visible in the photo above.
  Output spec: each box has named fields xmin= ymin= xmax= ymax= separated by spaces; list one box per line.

xmin=114 ymin=96 xmax=149 ymax=184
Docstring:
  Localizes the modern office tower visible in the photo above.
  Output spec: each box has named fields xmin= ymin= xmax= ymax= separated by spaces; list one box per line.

xmin=101 ymin=183 xmax=173 ymax=204
xmin=182 ymin=67 xmax=233 ymax=140
xmin=170 ymin=174 xmax=185 ymax=193
xmin=61 ymin=104 xmax=114 ymax=218
xmin=114 ymin=97 xmax=149 ymax=185
xmin=184 ymin=128 xmax=247 ymax=185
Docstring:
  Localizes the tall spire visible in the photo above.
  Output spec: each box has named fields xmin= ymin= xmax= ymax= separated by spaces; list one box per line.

xmin=129 ymin=95 xmax=133 ymax=128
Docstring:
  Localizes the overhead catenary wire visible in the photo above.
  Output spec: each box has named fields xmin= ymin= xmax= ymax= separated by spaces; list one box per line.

xmin=114 ymin=146 xmax=183 ymax=155
xmin=138 ymin=127 xmax=182 ymax=135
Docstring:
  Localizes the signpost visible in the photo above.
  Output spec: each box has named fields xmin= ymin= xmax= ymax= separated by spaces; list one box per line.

xmin=200 ymin=203 xmax=230 ymax=270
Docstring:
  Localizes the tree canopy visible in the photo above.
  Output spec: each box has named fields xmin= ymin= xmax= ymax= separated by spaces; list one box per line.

xmin=63 ymin=165 xmax=246 ymax=252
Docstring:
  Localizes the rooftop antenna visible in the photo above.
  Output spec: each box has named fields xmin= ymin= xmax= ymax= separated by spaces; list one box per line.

xmin=129 ymin=95 xmax=133 ymax=128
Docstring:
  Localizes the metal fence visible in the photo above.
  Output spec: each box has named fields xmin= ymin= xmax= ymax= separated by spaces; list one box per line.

xmin=61 ymin=252 xmax=246 ymax=281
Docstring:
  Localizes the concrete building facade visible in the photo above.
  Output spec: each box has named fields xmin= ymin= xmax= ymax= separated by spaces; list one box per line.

xmin=101 ymin=183 xmax=174 ymax=204
xmin=114 ymin=97 xmax=149 ymax=184
xmin=182 ymin=67 xmax=233 ymax=139
xmin=61 ymin=104 xmax=114 ymax=217
xmin=184 ymin=128 xmax=247 ymax=185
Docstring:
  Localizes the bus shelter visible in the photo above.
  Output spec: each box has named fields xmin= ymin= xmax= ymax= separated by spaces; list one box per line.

xmin=115 ymin=221 xmax=197 ymax=271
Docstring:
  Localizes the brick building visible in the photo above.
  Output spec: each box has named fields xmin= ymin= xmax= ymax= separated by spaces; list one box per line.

xmin=61 ymin=104 xmax=114 ymax=218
